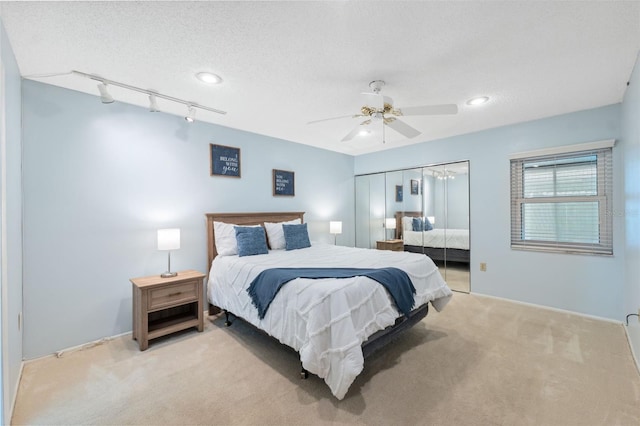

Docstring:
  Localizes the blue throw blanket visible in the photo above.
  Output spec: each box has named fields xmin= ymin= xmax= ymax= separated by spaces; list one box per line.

xmin=247 ymin=267 xmax=416 ymax=320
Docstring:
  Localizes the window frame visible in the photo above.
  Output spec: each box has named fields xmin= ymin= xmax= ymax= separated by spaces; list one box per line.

xmin=509 ymin=140 xmax=614 ymax=256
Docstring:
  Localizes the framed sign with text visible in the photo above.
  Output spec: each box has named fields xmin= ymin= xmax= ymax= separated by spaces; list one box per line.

xmin=410 ymin=179 xmax=419 ymax=195
xmin=395 ymin=185 xmax=403 ymax=202
xmin=273 ymin=169 xmax=295 ymax=196
xmin=210 ymin=144 xmax=241 ymax=177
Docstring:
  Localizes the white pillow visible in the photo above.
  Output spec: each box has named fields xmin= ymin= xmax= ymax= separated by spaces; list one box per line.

xmin=402 ymin=216 xmax=413 ymax=231
xmin=264 ymin=218 xmax=302 ymax=250
xmin=214 ymin=221 xmax=260 ymax=256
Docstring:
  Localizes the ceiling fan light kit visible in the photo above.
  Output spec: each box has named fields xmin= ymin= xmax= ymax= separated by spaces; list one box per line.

xmin=310 ymin=79 xmax=458 ymax=144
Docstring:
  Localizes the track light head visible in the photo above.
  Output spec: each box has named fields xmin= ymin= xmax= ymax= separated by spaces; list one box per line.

xmin=185 ymin=105 xmax=196 ymax=123
xmin=97 ymin=83 xmax=114 ymax=104
xmin=148 ymin=94 xmax=159 ymax=112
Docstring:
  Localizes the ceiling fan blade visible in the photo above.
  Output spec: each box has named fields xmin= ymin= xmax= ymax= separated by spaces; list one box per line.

xmin=341 ymin=120 xmax=371 ymax=142
xmin=307 ymin=114 xmax=362 ymax=125
xmin=398 ymin=104 xmax=458 ymax=116
xmin=385 ymin=118 xmax=422 ymax=139
xmin=341 ymin=126 xmax=362 ymax=142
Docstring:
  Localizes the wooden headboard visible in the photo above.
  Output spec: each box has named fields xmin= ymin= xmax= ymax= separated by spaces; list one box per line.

xmin=205 ymin=212 xmax=305 ymax=268
xmin=394 ymin=211 xmax=423 ymax=239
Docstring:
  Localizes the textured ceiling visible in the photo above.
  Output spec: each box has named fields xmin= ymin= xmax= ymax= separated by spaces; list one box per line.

xmin=1 ymin=1 xmax=639 ymax=155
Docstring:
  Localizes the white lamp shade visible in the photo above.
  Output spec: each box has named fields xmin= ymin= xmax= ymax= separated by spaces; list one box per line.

xmin=385 ymin=218 xmax=396 ymax=230
xmin=329 ymin=221 xmax=342 ymax=235
xmin=427 ymin=216 xmax=435 ymax=225
xmin=157 ymin=228 xmax=180 ymax=251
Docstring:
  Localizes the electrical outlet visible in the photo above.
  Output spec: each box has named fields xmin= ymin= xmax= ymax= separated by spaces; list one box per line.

xmin=480 ymin=262 xmax=487 ymax=272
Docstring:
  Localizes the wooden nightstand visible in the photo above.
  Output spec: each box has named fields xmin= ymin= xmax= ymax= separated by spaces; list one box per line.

xmin=376 ymin=239 xmax=404 ymax=251
xmin=131 ymin=269 xmax=205 ymax=351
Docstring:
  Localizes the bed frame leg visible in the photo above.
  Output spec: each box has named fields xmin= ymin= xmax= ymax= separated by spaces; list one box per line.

xmin=208 ymin=304 xmax=221 ymax=315
xmin=300 ymin=363 xmax=309 ymax=379
xmin=224 ymin=311 xmax=232 ymax=327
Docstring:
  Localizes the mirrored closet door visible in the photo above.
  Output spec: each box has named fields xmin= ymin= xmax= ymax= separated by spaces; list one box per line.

xmin=355 ymin=161 xmax=470 ymax=293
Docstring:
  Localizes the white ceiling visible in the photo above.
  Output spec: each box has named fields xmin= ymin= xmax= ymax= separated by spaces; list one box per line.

xmin=1 ymin=1 xmax=639 ymax=155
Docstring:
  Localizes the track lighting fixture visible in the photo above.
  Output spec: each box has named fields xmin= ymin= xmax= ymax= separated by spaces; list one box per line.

xmin=97 ymin=82 xmax=114 ymax=104
xmin=70 ymin=70 xmax=226 ymax=119
xmin=185 ymin=105 xmax=196 ymax=123
xmin=148 ymin=94 xmax=159 ymax=112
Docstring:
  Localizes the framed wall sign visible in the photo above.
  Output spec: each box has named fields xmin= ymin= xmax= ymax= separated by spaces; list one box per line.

xmin=210 ymin=144 xmax=241 ymax=177
xmin=273 ymin=169 xmax=295 ymax=196
xmin=410 ymin=179 xmax=419 ymax=195
xmin=395 ymin=185 xmax=403 ymax=202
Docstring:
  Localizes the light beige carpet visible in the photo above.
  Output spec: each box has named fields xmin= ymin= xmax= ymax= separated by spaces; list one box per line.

xmin=12 ymin=293 xmax=640 ymax=425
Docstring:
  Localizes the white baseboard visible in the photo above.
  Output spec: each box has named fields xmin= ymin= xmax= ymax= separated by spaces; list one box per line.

xmin=8 ymin=360 xmax=24 ymax=425
xmin=25 ymin=311 xmax=216 ymax=363
xmin=23 ymin=331 xmax=132 ymax=363
xmin=625 ymin=322 xmax=640 ymax=376
xmin=470 ymin=292 xmax=622 ymax=324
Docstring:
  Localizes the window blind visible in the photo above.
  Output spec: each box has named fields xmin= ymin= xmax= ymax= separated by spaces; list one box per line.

xmin=510 ymin=147 xmax=613 ymax=255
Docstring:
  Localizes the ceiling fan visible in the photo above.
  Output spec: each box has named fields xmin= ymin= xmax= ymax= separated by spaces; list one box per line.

xmin=308 ymin=80 xmax=458 ymax=143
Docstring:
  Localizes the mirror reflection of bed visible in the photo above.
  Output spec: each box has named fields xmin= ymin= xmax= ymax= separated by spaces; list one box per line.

xmin=395 ymin=210 xmax=470 ymax=293
xmin=355 ymin=160 xmax=470 ymax=293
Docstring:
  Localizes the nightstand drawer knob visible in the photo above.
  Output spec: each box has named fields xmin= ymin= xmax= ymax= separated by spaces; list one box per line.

xmin=168 ymin=292 xmax=182 ymax=297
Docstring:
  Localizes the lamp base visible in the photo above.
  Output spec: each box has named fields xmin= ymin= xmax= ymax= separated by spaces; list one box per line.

xmin=160 ymin=271 xmax=177 ymax=278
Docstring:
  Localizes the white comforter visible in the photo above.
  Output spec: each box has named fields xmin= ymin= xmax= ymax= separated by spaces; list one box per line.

xmin=208 ymin=243 xmax=452 ymax=399
xmin=403 ymin=228 xmax=470 ymax=250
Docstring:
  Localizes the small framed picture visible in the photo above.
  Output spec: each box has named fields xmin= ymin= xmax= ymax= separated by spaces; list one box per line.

xmin=273 ymin=169 xmax=295 ymax=196
xmin=210 ymin=144 xmax=241 ymax=177
xmin=395 ymin=185 xmax=403 ymax=202
xmin=410 ymin=179 xmax=419 ymax=195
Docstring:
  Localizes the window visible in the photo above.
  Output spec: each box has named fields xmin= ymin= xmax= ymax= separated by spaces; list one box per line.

xmin=510 ymin=141 xmax=613 ymax=255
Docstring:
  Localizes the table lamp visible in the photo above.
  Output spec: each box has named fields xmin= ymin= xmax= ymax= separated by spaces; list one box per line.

xmin=157 ymin=228 xmax=180 ymax=278
xmin=385 ymin=218 xmax=396 ymax=240
xmin=329 ymin=221 xmax=342 ymax=245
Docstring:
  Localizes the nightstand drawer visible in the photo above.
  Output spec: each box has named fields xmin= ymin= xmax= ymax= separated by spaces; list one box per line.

xmin=148 ymin=280 xmax=198 ymax=311
xmin=376 ymin=239 xmax=404 ymax=251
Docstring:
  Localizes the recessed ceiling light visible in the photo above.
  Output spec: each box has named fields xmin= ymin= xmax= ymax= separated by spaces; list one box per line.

xmin=466 ymin=96 xmax=489 ymax=106
xmin=196 ymin=72 xmax=223 ymax=84
xmin=358 ymin=129 xmax=371 ymax=136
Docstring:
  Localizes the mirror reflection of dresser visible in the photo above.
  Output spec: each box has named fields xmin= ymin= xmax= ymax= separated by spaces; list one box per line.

xmin=355 ymin=161 xmax=470 ymax=293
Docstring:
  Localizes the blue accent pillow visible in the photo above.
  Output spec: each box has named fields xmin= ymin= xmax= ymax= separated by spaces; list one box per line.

xmin=282 ymin=223 xmax=311 ymax=250
xmin=234 ymin=226 xmax=268 ymax=257
xmin=424 ymin=216 xmax=434 ymax=231
xmin=412 ymin=217 xmax=424 ymax=231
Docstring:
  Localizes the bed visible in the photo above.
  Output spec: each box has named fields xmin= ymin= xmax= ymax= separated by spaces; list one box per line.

xmin=205 ymin=212 xmax=452 ymax=400
xmin=395 ymin=211 xmax=470 ymax=263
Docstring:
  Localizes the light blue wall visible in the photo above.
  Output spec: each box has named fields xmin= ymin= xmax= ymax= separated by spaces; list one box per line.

xmin=21 ymin=80 xmax=354 ymax=359
xmin=0 ymin=18 xmax=23 ymax=424
xmin=355 ymin=104 xmax=625 ymax=321
xmin=622 ymin=52 xmax=640 ymax=351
